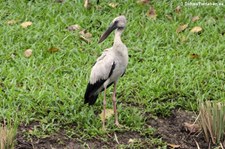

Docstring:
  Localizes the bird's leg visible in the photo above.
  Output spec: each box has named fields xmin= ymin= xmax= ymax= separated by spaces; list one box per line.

xmin=102 ymin=87 xmax=107 ymax=130
xmin=113 ymin=82 xmax=120 ymax=126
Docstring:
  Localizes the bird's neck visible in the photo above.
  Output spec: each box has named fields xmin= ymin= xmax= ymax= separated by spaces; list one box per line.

xmin=113 ymin=29 xmax=123 ymax=46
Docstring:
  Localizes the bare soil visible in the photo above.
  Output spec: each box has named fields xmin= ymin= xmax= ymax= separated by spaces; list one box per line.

xmin=16 ymin=109 xmax=212 ymax=149
xmin=146 ymin=109 xmax=210 ymax=149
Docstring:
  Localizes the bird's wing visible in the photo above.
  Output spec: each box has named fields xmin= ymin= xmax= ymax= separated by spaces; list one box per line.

xmin=89 ymin=49 xmax=115 ymax=84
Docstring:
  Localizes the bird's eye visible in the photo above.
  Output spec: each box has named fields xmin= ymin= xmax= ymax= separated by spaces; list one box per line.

xmin=114 ymin=20 xmax=118 ymax=24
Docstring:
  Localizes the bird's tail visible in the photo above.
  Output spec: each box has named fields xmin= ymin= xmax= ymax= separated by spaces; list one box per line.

xmin=84 ymin=82 xmax=100 ymax=105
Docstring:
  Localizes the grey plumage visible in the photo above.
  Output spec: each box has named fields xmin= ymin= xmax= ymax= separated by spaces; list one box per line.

xmin=84 ymin=16 xmax=128 ymax=128
xmin=84 ymin=57 xmax=116 ymax=105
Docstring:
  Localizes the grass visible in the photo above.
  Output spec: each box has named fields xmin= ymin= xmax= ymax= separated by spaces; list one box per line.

xmin=0 ymin=0 xmax=224 ymax=147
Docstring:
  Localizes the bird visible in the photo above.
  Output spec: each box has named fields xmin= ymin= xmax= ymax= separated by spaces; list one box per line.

xmin=84 ymin=16 xmax=128 ymax=129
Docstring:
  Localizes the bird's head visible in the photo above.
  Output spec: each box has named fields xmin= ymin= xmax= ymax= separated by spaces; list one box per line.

xmin=98 ymin=15 xmax=127 ymax=43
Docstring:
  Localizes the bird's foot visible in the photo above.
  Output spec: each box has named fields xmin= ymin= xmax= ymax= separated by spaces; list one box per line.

xmin=115 ymin=122 xmax=129 ymax=129
xmin=102 ymin=124 xmax=107 ymax=131
xmin=102 ymin=127 xmax=106 ymax=131
xmin=115 ymin=121 xmax=123 ymax=128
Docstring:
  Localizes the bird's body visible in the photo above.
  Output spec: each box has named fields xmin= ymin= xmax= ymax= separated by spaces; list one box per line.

xmin=85 ymin=44 xmax=128 ymax=105
xmin=84 ymin=16 xmax=128 ymax=129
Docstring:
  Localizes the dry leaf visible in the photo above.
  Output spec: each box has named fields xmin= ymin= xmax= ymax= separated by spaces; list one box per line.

xmin=80 ymin=36 xmax=91 ymax=43
xmin=108 ymin=3 xmax=118 ymax=8
xmin=175 ymin=6 xmax=181 ymax=13
xmin=114 ymin=133 xmax=119 ymax=144
xmin=147 ymin=6 xmax=157 ymax=20
xmin=192 ymin=16 xmax=200 ymax=22
xmin=24 ymin=49 xmax=32 ymax=58
xmin=79 ymin=30 xmax=92 ymax=38
xmin=79 ymin=30 xmax=92 ymax=43
xmin=11 ymin=53 xmax=16 ymax=59
xmin=190 ymin=53 xmax=200 ymax=59
xmin=190 ymin=26 xmax=202 ymax=33
xmin=67 ymin=24 xmax=81 ymax=31
xmin=176 ymin=24 xmax=188 ymax=33
xmin=99 ymin=109 xmax=114 ymax=121
xmin=184 ymin=122 xmax=200 ymax=133
xmin=48 ymin=47 xmax=59 ymax=53
xmin=6 ymin=20 xmax=18 ymax=25
xmin=167 ymin=143 xmax=181 ymax=148
xmin=165 ymin=14 xmax=173 ymax=21
xmin=28 ymin=129 xmax=33 ymax=134
xmin=21 ymin=21 xmax=32 ymax=28
xmin=128 ymin=139 xmax=135 ymax=143
xmin=84 ymin=0 xmax=91 ymax=9
xmin=137 ymin=0 xmax=150 ymax=5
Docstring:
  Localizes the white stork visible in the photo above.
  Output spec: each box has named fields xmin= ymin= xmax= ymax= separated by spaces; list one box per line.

xmin=84 ymin=16 xmax=128 ymax=129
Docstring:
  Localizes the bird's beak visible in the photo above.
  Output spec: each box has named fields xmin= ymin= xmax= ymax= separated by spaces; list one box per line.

xmin=98 ymin=22 xmax=117 ymax=43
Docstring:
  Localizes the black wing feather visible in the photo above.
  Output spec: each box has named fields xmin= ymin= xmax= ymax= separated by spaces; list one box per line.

xmin=84 ymin=79 xmax=105 ymax=105
xmin=84 ymin=62 xmax=116 ymax=105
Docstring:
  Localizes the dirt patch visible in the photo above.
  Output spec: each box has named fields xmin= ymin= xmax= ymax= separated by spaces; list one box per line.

xmin=16 ymin=130 xmax=144 ymax=149
xmin=85 ymin=131 xmax=144 ymax=148
xmin=16 ymin=109 xmax=212 ymax=149
xmin=146 ymin=109 xmax=210 ymax=149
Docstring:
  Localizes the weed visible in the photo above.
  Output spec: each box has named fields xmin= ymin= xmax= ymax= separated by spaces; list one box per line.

xmin=0 ymin=122 xmax=17 ymax=149
xmin=199 ymin=101 xmax=225 ymax=144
